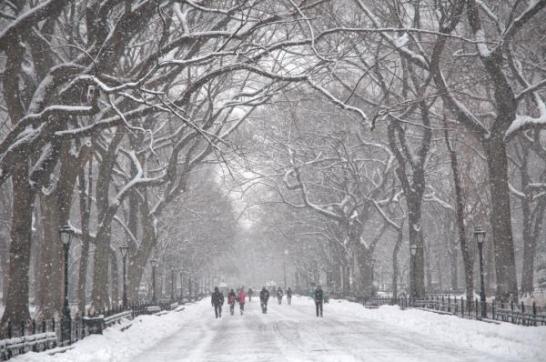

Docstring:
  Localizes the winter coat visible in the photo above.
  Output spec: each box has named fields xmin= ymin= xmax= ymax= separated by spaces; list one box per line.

xmin=276 ymin=289 xmax=284 ymax=298
xmin=260 ymin=289 xmax=270 ymax=303
xmin=212 ymin=291 xmax=224 ymax=306
xmin=286 ymin=288 xmax=293 ymax=297
xmin=238 ymin=290 xmax=246 ymax=304
xmin=314 ymin=288 xmax=324 ymax=303
xmin=227 ymin=291 xmax=236 ymax=305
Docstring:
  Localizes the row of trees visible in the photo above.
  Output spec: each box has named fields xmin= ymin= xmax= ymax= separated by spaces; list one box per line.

xmin=230 ymin=0 xmax=546 ymax=304
xmin=1 ymin=0 xmax=545 ymax=335
xmin=0 ymin=0 xmax=333 ymax=334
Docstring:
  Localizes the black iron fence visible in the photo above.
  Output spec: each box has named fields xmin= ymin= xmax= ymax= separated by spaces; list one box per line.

xmin=0 ymin=298 xmax=194 ymax=361
xmin=363 ymin=295 xmax=546 ymax=327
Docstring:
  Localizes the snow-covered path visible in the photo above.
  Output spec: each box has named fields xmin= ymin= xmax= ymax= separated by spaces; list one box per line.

xmin=131 ymin=297 xmax=518 ymax=362
xmin=16 ymin=296 xmax=546 ymax=362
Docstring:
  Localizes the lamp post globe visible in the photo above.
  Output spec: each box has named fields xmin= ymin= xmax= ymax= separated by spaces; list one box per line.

xmin=58 ymin=225 xmax=73 ymax=345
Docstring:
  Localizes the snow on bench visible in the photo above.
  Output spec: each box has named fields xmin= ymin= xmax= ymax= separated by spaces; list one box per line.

xmin=145 ymin=306 xmax=161 ymax=314
xmin=103 ymin=310 xmax=133 ymax=327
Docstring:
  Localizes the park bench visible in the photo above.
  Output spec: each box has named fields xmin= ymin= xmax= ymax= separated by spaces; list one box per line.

xmin=0 ymin=331 xmax=57 ymax=360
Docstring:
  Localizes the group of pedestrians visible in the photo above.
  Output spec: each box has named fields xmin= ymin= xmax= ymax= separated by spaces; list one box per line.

xmin=211 ymin=286 xmax=247 ymax=318
xmin=212 ymin=285 xmax=324 ymax=317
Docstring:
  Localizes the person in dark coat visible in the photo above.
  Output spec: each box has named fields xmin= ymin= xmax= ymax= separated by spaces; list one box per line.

xmin=286 ymin=287 xmax=293 ymax=305
xmin=247 ymin=288 xmax=253 ymax=302
xmin=314 ymin=285 xmax=324 ymax=317
xmin=259 ymin=287 xmax=270 ymax=314
xmin=211 ymin=286 xmax=224 ymax=318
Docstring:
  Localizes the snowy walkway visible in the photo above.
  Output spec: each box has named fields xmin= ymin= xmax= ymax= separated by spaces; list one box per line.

xmin=16 ymin=296 xmax=546 ymax=362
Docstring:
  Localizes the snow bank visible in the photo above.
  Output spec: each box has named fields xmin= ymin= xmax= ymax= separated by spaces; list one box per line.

xmin=330 ymin=299 xmax=546 ymax=362
xmin=14 ymin=306 xmax=190 ymax=362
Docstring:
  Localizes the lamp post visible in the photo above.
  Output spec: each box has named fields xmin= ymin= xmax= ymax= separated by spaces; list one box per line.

xmin=371 ymin=257 xmax=377 ymax=288
xmin=410 ymin=244 xmax=417 ymax=299
xmin=474 ymin=225 xmax=487 ymax=318
xmin=119 ymin=243 xmax=129 ymax=309
xmin=150 ymin=258 xmax=158 ymax=304
xmin=59 ymin=225 xmax=73 ymax=345
xmin=188 ymin=274 xmax=192 ymax=302
xmin=283 ymin=249 xmax=288 ymax=289
xmin=171 ymin=268 xmax=175 ymax=302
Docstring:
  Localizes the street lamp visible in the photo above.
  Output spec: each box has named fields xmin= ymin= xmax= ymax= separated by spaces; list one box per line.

xmin=150 ymin=258 xmax=158 ymax=304
xmin=474 ymin=225 xmax=487 ymax=318
xmin=59 ymin=225 xmax=73 ymax=345
xmin=171 ymin=268 xmax=175 ymax=302
xmin=188 ymin=274 xmax=192 ymax=301
xmin=119 ymin=243 xmax=129 ymax=309
xmin=410 ymin=244 xmax=417 ymax=299
xmin=179 ymin=269 xmax=185 ymax=302
xmin=283 ymin=249 xmax=289 ymax=289
xmin=371 ymin=257 xmax=377 ymax=286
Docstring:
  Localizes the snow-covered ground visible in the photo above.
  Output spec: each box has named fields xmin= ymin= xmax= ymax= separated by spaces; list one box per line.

xmin=14 ymin=296 xmax=546 ymax=362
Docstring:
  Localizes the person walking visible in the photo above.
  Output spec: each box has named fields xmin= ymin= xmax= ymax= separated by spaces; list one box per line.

xmin=314 ymin=285 xmax=324 ymax=317
xmin=259 ymin=286 xmax=270 ymax=314
xmin=276 ymin=287 xmax=284 ymax=305
xmin=211 ymin=287 xmax=224 ymax=318
xmin=227 ymin=289 xmax=237 ymax=316
xmin=238 ymin=287 xmax=247 ymax=315
xmin=286 ymin=287 xmax=293 ymax=305
xmin=247 ymin=288 xmax=253 ymax=302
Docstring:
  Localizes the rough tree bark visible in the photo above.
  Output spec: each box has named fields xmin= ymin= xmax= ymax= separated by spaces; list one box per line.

xmin=1 ymin=158 xmax=33 ymax=332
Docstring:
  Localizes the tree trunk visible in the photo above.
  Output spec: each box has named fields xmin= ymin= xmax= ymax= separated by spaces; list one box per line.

xmin=91 ymin=227 xmax=112 ymax=310
xmin=444 ymin=125 xmax=474 ymax=303
xmin=352 ymin=243 xmax=374 ymax=300
xmin=484 ymin=135 xmax=518 ymax=302
xmin=392 ymin=228 xmax=403 ymax=300
xmin=128 ymin=200 xmax=157 ymax=301
xmin=36 ymin=194 xmax=63 ymax=320
xmin=77 ymin=156 xmax=93 ymax=315
xmin=110 ymin=251 xmax=119 ymax=306
xmin=407 ymin=195 xmax=425 ymax=298
xmin=449 ymin=230 xmax=459 ymax=291
xmin=1 ymin=158 xmax=33 ymax=334
xmin=521 ymin=200 xmax=546 ymax=294
xmin=425 ymin=244 xmax=432 ymax=291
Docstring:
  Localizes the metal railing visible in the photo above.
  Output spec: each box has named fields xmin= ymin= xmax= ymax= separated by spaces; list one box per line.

xmin=363 ymin=295 xmax=546 ymax=326
xmin=0 ymin=298 xmax=196 ymax=361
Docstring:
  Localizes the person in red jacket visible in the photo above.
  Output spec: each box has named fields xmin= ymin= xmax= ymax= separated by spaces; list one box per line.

xmin=227 ymin=289 xmax=237 ymax=316
xmin=238 ymin=287 xmax=247 ymax=315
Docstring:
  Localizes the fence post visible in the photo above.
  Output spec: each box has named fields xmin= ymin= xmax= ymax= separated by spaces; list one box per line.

xmin=31 ymin=320 xmax=37 ymax=352
xmin=461 ymin=297 xmax=464 ymax=317
xmin=492 ymin=300 xmax=496 ymax=320
xmin=20 ymin=321 xmax=25 ymax=354
xmin=448 ymin=296 xmax=451 ymax=313
xmin=533 ymin=302 xmax=537 ymax=327
xmin=475 ymin=298 xmax=479 ymax=319
xmin=510 ymin=301 xmax=515 ymax=324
